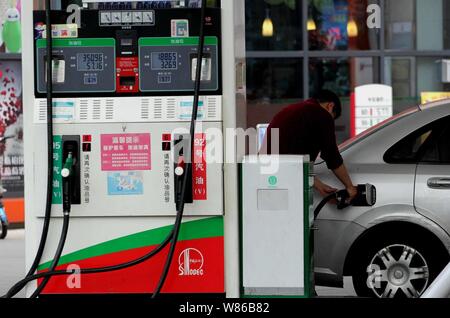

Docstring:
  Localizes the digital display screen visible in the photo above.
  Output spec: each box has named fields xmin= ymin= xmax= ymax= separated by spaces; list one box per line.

xmin=77 ymin=53 xmax=104 ymax=71
xmin=84 ymin=73 xmax=98 ymax=85
xmin=158 ymin=74 xmax=172 ymax=84
xmin=151 ymin=52 xmax=178 ymax=70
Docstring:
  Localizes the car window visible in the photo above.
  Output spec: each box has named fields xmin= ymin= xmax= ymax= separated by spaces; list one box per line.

xmin=339 ymin=107 xmax=419 ymax=153
xmin=314 ymin=107 xmax=419 ymax=166
xmin=420 ymin=123 xmax=450 ymax=164
xmin=384 ymin=116 xmax=450 ymax=164
xmin=384 ymin=129 xmax=433 ymax=163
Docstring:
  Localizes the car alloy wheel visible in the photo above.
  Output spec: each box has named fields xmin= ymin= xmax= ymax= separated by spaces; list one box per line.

xmin=366 ymin=244 xmax=429 ymax=298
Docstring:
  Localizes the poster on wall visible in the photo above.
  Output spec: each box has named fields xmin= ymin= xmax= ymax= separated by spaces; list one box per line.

xmin=0 ymin=61 xmax=23 ymax=198
xmin=314 ymin=0 xmax=349 ymax=50
xmin=0 ymin=0 xmax=22 ymax=54
xmin=0 ymin=1 xmax=8 ymax=52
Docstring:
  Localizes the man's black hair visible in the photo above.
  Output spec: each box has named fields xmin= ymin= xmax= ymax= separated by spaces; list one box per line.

xmin=312 ymin=89 xmax=342 ymax=120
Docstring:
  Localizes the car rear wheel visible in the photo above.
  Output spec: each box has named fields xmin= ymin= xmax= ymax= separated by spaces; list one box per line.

xmin=352 ymin=234 xmax=449 ymax=298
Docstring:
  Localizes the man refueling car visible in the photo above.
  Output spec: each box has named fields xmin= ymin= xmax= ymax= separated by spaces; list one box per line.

xmin=262 ymin=89 xmax=358 ymax=204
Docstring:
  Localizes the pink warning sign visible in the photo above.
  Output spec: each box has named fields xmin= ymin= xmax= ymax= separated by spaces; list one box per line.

xmin=101 ymin=134 xmax=151 ymax=171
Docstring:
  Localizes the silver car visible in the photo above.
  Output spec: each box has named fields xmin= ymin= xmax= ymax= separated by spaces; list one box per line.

xmin=314 ymin=99 xmax=450 ymax=298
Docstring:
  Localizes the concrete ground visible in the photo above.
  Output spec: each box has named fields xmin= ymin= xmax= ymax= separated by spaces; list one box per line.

xmin=0 ymin=230 xmax=26 ymax=298
xmin=0 ymin=230 xmax=356 ymax=298
xmin=317 ymin=277 xmax=357 ymax=297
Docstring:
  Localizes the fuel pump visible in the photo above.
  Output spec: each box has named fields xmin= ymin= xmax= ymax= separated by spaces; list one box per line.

xmin=5 ymin=0 xmax=247 ymax=298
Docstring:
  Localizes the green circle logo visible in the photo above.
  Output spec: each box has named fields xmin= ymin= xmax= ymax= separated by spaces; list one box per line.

xmin=268 ymin=176 xmax=278 ymax=186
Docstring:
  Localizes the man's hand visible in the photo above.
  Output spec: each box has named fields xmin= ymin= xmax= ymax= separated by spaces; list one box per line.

xmin=314 ymin=178 xmax=337 ymax=197
xmin=332 ymin=164 xmax=358 ymax=203
xmin=346 ymin=185 xmax=358 ymax=203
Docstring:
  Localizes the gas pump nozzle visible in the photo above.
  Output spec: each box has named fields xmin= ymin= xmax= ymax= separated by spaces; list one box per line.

xmin=314 ymin=184 xmax=377 ymax=219
xmin=336 ymin=184 xmax=377 ymax=210
xmin=61 ymin=153 xmax=75 ymax=214
xmin=174 ymin=135 xmax=194 ymax=210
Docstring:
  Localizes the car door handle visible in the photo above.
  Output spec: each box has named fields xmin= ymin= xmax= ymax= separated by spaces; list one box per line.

xmin=427 ymin=178 xmax=450 ymax=189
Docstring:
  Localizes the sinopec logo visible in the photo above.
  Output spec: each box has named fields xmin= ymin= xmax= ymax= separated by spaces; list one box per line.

xmin=178 ymin=248 xmax=204 ymax=276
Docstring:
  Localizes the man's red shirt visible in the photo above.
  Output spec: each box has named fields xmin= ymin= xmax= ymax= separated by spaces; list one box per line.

xmin=263 ymin=99 xmax=343 ymax=170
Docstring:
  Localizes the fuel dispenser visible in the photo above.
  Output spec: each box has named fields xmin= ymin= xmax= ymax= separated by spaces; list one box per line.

xmin=240 ymin=156 xmax=315 ymax=298
xmin=13 ymin=0 xmax=246 ymax=297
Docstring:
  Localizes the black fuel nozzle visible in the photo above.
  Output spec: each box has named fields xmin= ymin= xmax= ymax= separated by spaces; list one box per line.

xmin=335 ymin=189 xmax=350 ymax=210
xmin=173 ymin=135 xmax=194 ymax=210
xmin=314 ymin=184 xmax=377 ymax=220
xmin=336 ymin=184 xmax=377 ymax=210
xmin=61 ymin=152 xmax=75 ymax=214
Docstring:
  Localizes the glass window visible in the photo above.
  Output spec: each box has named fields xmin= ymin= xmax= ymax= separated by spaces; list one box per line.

xmin=34 ymin=0 xmax=82 ymax=10
xmin=384 ymin=116 xmax=450 ymax=164
xmin=384 ymin=57 xmax=417 ymax=113
xmin=61 ymin=0 xmax=82 ymax=7
xmin=384 ymin=128 xmax=432 ymax=163
xmin=385 ymin=0 xmax=415 ymax=49
xmin=247 ymin=58 xmax=303 ymax=102
xmin=309 ymin=57 xmax=380 ymax=143
xmin=308 ymin=0 xmax=379 ymax=51
xmin=421 ymin=119 xmax=450 ymax=163
xmin=309 ymin=57 xmax=380 ymax=96
xmin=33 ymin=0 xmax=45 ymax=10
xmin=246 ymin=58 xmax=303 ymax=128
xmin=385 ymin=0 xmax=450 ymax=50
xmin=385 ymin=57 xmax=450 ymax=114
xmin=245 ymin=0 xmax=303 ymax=51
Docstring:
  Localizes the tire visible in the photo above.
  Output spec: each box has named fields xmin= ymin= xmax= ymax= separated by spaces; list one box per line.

xmin=0 ymin=222 xmax=8 ymax=240
xmin=352 ymin=232 xmax=449 ymax=298
xmin=0 ymin=221 xmax=7 ymax=239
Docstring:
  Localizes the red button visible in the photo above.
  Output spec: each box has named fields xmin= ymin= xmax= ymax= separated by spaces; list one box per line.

xmin=83 ymin=135 xmax=92 ymax=142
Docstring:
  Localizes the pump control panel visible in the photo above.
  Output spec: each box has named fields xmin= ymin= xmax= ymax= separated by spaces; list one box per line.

xmin=33 ymin=9 xmax=222 ymax=97
xmin=36 ymin=38 xmax=117 ymax=93
xmin=31 ymin=8 xmax=224 ymax=218
xmin=139 ymin=37 xmax=219 ymax=92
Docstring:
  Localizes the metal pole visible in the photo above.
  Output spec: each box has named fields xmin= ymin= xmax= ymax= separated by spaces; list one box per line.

xmin=302 ymin=0 xmax=309 ymax=99
xmin=379 ymin=0 xmax=385 ymax=83
xmin=422 ymin=263 xmax=450 ymax=298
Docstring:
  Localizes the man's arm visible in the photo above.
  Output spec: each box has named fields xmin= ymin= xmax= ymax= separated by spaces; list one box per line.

xmin=332 ymin=164 xmax=357 ymax=201
xmin=318 ymin=113 xmax=357 ymax=200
